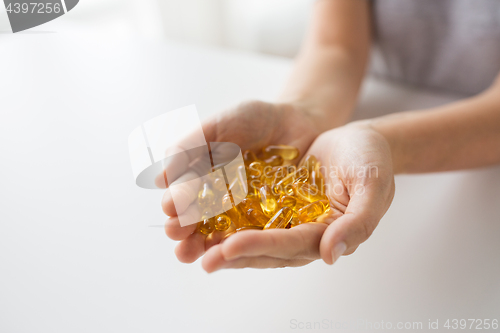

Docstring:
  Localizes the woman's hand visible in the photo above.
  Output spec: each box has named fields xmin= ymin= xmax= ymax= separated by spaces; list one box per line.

xmin=162 ymin=100 xmax=321 ymax=263
xmin=201 ymin=122 xmax=395 ymax=272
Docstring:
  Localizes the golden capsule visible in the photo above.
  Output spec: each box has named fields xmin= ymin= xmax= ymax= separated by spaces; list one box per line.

xmin=198 ymin=182 xmax=214 ymax=207
xmin=297 ymin=200 xmax=330 ymax=223
xmin=273 ymin=167 xmax=309 ymax=195
xmin=235 ymin=225 xmax=263 ymax=232
xmin=222 ymin=193 xmax=234 ymax=209
xmin=235 ymin=203 xmax=256 ymax=228
xmin=200 ymin=207 xmax=214 ymax=220
xmin=308 ymin=159 xmax=325 ymax=192
xmin=213 ymin=177 xmax=227 ymax=192
xmin=247 ymin=179 xmax=262 ymax=198
xmin=221 ymin=223 xmax=237 ymax=239
xmin=231 ymin=207 xmax=249 ymax=229
xmin=214 ymin=148 xmax=328 ymax=237
xmin=215 ymin=213 xmax=232 ymax=231
xmin=221 ymin=193 xmax=245 ymax=228
xmin=240 ymin=197 xmax=262 ymax=211
xmin=263 ymin=155 xmax=284 ymax=167
xmin=237 ymin=165 xmax=249 ymax=194
xmin=308 ymin=167 xmax=325 ymax=193
xmin=277 ymin=195 xmax=307 ymax=211
xmin=292 ymin=182 xmax=328 ymax=203
xmin=197 ymin=217 xmax=215 ymax=235
xmin=290 ymin=216 xmax=302 ymax=227
xmin=261 ymin=165 xmax=284 ymax=186
xmin=259 ymin=184 xmax=278 ymax=217
xmin=269 ymin=165 xmax=288 ymax=185
xmin=263 ymin=207 xmax=295 ymax=229
xmin=211 ymin=197 xmax=223 ymax=216
xmin=321 ymin=199 xmax=330 ymax=212
xmin=298 ymin=154 xmax=318 ymax=172
xmin=243 ymin=150 xmax=258 ymax=166
xmin=262 ymin=145 xmax=299 ymax=160
xmin=246 ymin=208 xmax=269 ymax=227
xmin=261 ymin=166 xmax=275 ymax=185
xmin=248 ymin=161 xmax=264 ymax=179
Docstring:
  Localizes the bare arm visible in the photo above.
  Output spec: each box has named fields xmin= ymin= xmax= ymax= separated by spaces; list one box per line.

xmin=371 ymin=74 xmax=500 ymax=174
xmin=280 ymin=0 xmax=371 ymax=132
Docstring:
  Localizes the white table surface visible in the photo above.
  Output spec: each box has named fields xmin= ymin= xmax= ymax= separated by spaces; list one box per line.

xmin=1 ymin=34 xmax=499 ymax=333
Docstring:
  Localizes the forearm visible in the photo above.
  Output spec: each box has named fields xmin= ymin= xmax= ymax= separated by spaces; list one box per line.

xmin=369 ymin=87 xmax=500 ymax=174
xmin=279 ymin=0 xmax=371 ymax=132
xmin=280 ymin=46 xmax=368 ymax=132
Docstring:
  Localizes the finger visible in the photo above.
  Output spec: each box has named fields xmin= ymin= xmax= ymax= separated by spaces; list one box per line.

xmin=154 ymin=117 xmax=218 ymax=189
xmin=164 ymin=216 xmax=197 ymax=241
xmin=154 ymin=150 xmax=189 ymax=188
xmin=325 ymin=174 xmax=349 ymax=212
xmin=219 ymin=223 xmax=328 ymax=261
xmin=316 ymin=207 xmax=344 ymax=224
xmin=319 ymin=179 xmax=395 ymax=265
xmin=161 ymin=171 xmax=201 ymax=216
xmin=205 ymin=230 xmax=228 ymax=250
xmin=202 ymin=244 xmax=312 ymax=273
xmin=174 ymin=232 xmax=206 ymax=263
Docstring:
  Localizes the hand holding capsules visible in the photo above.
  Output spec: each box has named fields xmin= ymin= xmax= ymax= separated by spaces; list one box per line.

xmin=161 ymin=100 xmax=321 ymax=263
xmin=201 ymin=123 xmax=395 ymax=272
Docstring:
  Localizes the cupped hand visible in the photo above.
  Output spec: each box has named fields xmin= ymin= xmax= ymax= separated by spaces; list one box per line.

xmin=201 ymin=122 xmax=395 ymax=272
xmin=162 ymin=100 xmax=321 ymax=263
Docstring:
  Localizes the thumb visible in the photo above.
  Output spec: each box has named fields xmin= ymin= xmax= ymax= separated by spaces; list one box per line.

xmin=319 ymin=179 xmax=394 ymax=265
xmin=153 ymin=118 xmax=218 ymax=189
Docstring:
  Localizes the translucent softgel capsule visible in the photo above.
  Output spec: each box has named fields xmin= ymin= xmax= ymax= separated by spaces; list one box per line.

xmin=246 ymin=208 xmax=269 ymax=227
xmin=263 ymin=155 xmax=284 ymax=167
xmin=262 ymin=166 xmax=276 ymax=186
xmin=215 ymin=213 xmax=232 ymax=231
xmin=197 ymin=217 xmax=215 ymax=235
xmin=277 ymin=195 xmax=307 ymax=211
xmin=222 ymin=193 xmax=246 ymax=229
xmin=297 ymin=200 xmax=330 ymax=223
xmin=198 ymin=182 xmax=214 ymax=207
xmin=237 ymin=165 xmax=248 ymax=195
xmin=213 ymin=177 xmax=227 ymax=192
xmin=290 ymin=215 xmax=301 ymax=227
xmin=263 ymin=207 xmax=296 ymax=229
xmin=200 ymin=208 xmax=214 ymax=220
xmin=309 ymin=167 xmax=325 ymax=193
xmin=298 ymin=154 xmax=318 ymax=172
xmin=240 ymin=197 xmax=262 ymax=212
xmin=248 ymin=161 xmax=264 ymax=179
xmin=259 ymin=184 xmax=278 ymax=217
xmin=292 ymin=182 xmax=328 ymax=203
xmin=247 ymin=179 xmax=262 ymax=198
xmin=263 ymin=166 xmax=286 ymax=186
xmin=193 ymin=146 xmax=328 ymax=238
xmin=262 ymin=145 xmax=299 ymax=160
xmin=273 ymin=167 xmax=309 ymax=195
xmin=243 ymin=150 xmax=258 ymax=166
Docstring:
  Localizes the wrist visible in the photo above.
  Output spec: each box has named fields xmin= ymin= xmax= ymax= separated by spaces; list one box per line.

xmin=348 ymin=118 xmax=407 ymax=175
xmin=366 ymin=117 xmax=408 ymax=174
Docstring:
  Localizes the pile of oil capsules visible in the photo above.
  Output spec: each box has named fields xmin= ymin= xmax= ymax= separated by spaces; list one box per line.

xmin=196 ymin=145 xmax=330 ymax=237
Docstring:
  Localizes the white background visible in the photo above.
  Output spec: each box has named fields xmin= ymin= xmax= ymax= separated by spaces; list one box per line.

xmin=0 ymin=1 xmax=499 ymax=332
xmin=1 ymin=0 xmax=312 ymax=57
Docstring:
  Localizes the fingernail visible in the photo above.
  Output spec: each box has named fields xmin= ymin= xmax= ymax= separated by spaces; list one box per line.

xmin=331 ymin=242 xmax=346 ymax=265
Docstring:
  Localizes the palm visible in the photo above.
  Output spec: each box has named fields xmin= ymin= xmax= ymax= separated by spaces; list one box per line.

xmin=199 ymin=124 xmax=395 ymax=271
xmin=203 ymin=100 xmax=319 ymax=155
xmin=307 ymin=125 xmax=395 ymax=258
xmin=163 ymin=100 xmax=320 ymax=264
